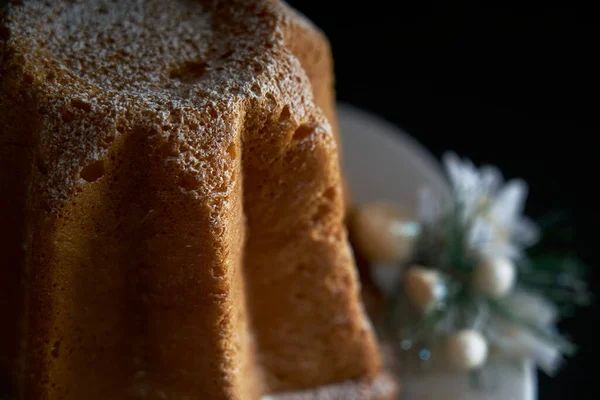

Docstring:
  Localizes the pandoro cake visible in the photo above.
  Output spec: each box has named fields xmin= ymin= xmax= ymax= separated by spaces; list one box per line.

xmin=0 ymin=0 xmax=397 ymax=399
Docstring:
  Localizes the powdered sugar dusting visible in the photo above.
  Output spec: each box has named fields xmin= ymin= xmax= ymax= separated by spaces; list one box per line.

xmin=2 ymin=0 xmax=318 ymax=210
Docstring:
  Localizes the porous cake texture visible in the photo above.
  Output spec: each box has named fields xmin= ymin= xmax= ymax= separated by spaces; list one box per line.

xmin=0 ymin=0 xmax=394 ymax=399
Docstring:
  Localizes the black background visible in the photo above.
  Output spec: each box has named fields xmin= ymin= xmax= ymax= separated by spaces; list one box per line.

xmin=286 ymin=0 xmax=599 ymax=398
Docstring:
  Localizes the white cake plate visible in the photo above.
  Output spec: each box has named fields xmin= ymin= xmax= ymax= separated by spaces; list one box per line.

xmin=338 ymin=103 xmax=536 ymax=400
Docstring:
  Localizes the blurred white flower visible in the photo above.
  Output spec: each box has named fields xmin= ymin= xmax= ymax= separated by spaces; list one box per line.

xmin=486 ymin=304 xmax=562 ymax=376
xmin=470 ymin=175 xmax=540 ymax=260
xmin=405 ymin=152 xmax=574 ymax=374
xmin=443 ymin=152 xmax=502 ymax=224
xmin=503 ymin=290 xmax=559 ymax=327
xmin=419 ymin=152 xmax=540 ymax=260
xmin=486 ymin=290 xmax=563 ymax=375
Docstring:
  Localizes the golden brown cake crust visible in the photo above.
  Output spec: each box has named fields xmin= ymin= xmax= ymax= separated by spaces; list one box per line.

xmin=1 ymin=1 xmax=384 ymax=399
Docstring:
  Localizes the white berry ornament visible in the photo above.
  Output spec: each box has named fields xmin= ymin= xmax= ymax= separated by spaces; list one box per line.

xmin=404 ymin=266 xmax=446 ymax=312
xmin=473 ymin=257 xmax=516 ymax=297
xmin=446 ymin=329 xmax=489 ymax=371
xmin=349 ymin=202 xmax=420 ymax=265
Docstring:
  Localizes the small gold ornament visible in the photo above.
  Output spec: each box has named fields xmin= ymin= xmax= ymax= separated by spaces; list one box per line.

xmin=349 ymin=202 xmax=420 ymax=265
xmin=404 ymin=266 xmax=446 ymax=312
xmin=446 ymin=329 xmax=489 ymax=371
xmin=473 ymin=257 xmax=516 ymax=297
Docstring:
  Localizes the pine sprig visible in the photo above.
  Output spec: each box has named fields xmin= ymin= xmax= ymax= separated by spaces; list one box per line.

xmin=381 ymin=204 xmax=589 ymax=371
xmin=518 ymin=254 xmax=592 ymax=318
xmin=377 ymin=152 xmax=590 ymax=380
